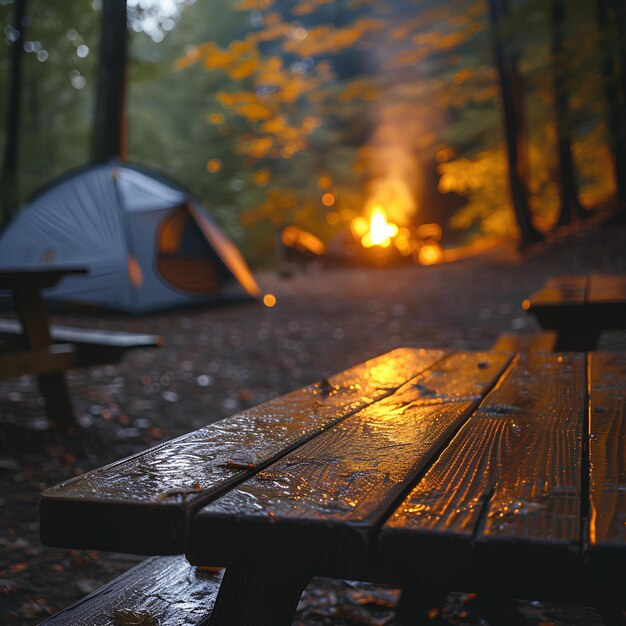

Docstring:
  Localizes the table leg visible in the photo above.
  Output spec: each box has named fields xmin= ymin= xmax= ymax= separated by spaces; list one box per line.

xmin=208 ymin=561 xmax=310 ymax=626
xmin=12 ymin=284 xmax=75 ymax=428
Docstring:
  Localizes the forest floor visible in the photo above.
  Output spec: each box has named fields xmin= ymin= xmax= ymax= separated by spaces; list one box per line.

xmin=1 ymin=219 xmax=626 ymax=625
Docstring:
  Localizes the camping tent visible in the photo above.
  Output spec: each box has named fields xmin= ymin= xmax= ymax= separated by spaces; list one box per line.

xmin=0 ymin=160 xmax=261 ymax=313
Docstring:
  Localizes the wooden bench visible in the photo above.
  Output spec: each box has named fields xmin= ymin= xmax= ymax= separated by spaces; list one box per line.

xmin=0 ymin=317 xmax=162 ymax=428
xmin=0 ymin=266 xmax=88 ymax=426
xmin=0 ymin=318 xmax=163 ymax=369
xmin=523 ymin=273 xmax=626 ymax=350
xmin=39 ymin=348 xmax=626 ymax=625
xmin=39 ymin=556 xmax=222 ymax=626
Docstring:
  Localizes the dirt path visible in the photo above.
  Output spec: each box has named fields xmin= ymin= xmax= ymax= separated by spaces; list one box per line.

xmin=1 ymin=223 xmax=625 ymax=625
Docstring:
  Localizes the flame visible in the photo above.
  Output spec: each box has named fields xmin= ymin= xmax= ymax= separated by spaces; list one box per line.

xmin=350 ymin=201 xmax=444 ymax=266
xmin=353 ymin=204 xmax=399 ymax=249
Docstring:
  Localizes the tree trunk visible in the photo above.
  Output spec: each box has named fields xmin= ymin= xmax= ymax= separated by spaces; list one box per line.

xmin=1 ymin=0 xmax=28 ymax=224
xmin=91 ymin=0 xmax=128 ymax=162
xmin=551 ymin=0 xmax=585 ymax=226
xmin=611 ymin=0 xmax=626 ymax=210
xmin=488 ymin=0 xmax=543 ymax=247
xmin=597 ymin=0 xmax=626 ymax=206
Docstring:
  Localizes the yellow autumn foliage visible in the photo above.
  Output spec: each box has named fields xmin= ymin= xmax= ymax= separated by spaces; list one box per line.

xmin=256 ymin=20 xmax=291 ymax=42
xmin=254 ymin=169 xmax=272 ymax=185
xmin=174 ymin=46 xmax=203 ymax=70
xmin=302 ymin=117 xmax=321 ymax=131
xmin=291 ymin=0 xmax=334 ymax=15
xmin=453 ymin=69 xmax=474 ymax=84
xmin=282 ymin=19 xmax=384 ymax=57
xmin=217 ymin=92 xmax=274 ymax=120
xmin=234 ymin=0 xmax=273 ymax=8
xmin=243 ymin=189 xmax=298 ymax=227
xmin=236 ymin=101 xmax=274 ymax=120
xmin=441 ymin=149 xmax=518 ymax=238
xmin=239 ymin=136 xmax=274 ymax=158
xmin=261 ymin=116 xmax=288 ymax=134
xmin=280 ymin=75 xmax=314 ymax=102
xmin=256 ymin=57 xmax=284 ymax=84
xmin=228 ymin=58 xmax=259 ymax=80
xmin=387 ymin=48 xmax=430 ymax=68
xmin=572 ymin=124 xmax=616 ymax=207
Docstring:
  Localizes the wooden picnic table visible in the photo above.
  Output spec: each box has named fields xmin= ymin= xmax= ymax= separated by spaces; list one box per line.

xmin=524 ymin=273 xmax=626 ymax=350
xmin=40 ymin=348 xmax=626 ymax=625
xmin=0 ymin=265 xmax=87 ymax=427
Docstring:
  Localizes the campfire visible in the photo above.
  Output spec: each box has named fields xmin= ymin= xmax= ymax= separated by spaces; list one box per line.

xmin=349 ymin=204 xmax=443 ymax=265
xmin=351 ymin=204 xmax=399 ymax=249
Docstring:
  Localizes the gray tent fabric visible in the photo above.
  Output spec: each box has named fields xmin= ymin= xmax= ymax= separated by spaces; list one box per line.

xmin=0 ymin=161 xmax=260 ymax=313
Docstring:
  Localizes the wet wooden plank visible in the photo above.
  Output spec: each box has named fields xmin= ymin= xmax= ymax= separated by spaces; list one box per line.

xmin=479 ymin=355 xmax=585 ymax=545
xmin=41 ymin=347 xmax=446 ymax=554
xmin=380 ymin=353 xmax=585 ymax=594
xmin=587 ymin=273 xmax=626 ymax=304
xmin=40 ymin=556 xmax=222 ymax=626
xmin=588 ymin=353 xmax=626 ymax=585
xmin=189 ymin=352 xmax=511 ymax=574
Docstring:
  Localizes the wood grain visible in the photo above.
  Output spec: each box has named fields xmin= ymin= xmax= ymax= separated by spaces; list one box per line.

xmin=39 ymin=556 xmax=222 ymax=626
xmin=380 ymin=353 xmax=586 ymax=594
xmin=189 ymin=352 xmax=510 ymax=574
xmin=588 ymin=352 xmax=626 ymax=584
xmin=40 ymin=347 xmax=446 ymax=554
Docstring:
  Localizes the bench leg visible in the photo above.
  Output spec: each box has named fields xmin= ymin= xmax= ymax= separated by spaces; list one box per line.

xmin=395 ymin=582 xmax=448 ymax=625
xmin=208 ymin=562 xmax=309 ymax=626
xmin=13 ymin=283 xmax=76 ymax=428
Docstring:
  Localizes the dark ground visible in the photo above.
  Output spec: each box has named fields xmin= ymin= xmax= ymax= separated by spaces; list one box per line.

xmin=1 ymin=222 xmax=626 ymax=625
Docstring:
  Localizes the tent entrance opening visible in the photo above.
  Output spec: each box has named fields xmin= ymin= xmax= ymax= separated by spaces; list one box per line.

xmin=157 ymin=207 xmax=220 ymax=294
